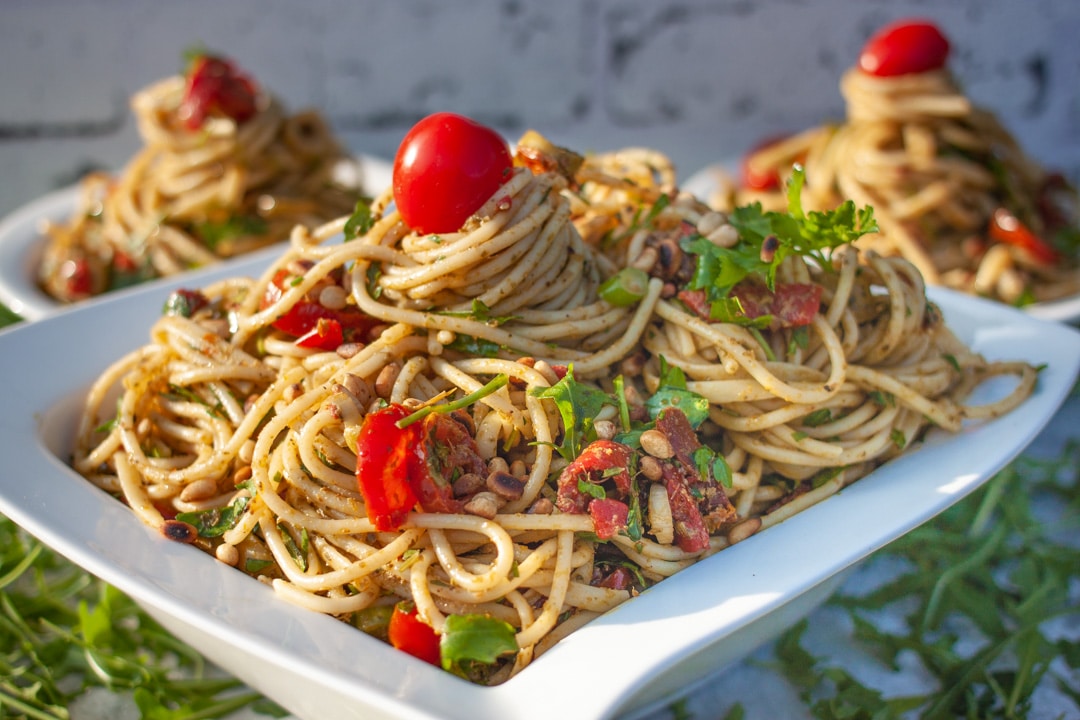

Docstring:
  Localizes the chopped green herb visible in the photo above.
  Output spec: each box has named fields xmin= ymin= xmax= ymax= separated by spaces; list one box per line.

xmin=343 ymin=199 xmax=375 ymax=240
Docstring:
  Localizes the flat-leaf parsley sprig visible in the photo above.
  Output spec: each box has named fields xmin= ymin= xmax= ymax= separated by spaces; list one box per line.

xmin=681 ymin=167 xmax=878 ymax=306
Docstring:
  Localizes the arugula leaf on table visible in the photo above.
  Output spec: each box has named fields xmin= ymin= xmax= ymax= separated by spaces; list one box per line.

xmin=0 ymin=514 xmax=286 ymax=719
xmin=770 ymin=438 xmax=1080 ymax=720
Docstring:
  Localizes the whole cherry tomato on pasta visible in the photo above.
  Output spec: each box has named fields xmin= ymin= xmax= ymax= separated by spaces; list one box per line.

xmin=858 ymin=19 xmax=950 ymax=77
xmin=392 ymin=112 xmax=513 ymax=235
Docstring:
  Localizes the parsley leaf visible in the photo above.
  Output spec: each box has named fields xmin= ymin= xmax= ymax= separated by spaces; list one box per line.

xmin=681 ymin=166 xmax=877 ymax=313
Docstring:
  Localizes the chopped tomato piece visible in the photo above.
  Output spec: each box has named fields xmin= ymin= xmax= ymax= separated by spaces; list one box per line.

xmin=655 ymin=409 xmax=736 ymax=553
xmin=678 ymin=282 xmax=822 ymax=328
xmin=740 ymin=135 xmax=795 ymax=191
xmin=355 ymin=404 xmax=488 ymax=531
xmin=180 ymin=55 xmax=258 ymax=130
xmin=731 ymin=281 xmax=823 ymax=328
xmin=409 ymin=412 xmax=485 ymax=515
xmin=588 ymin=498 xmax=630 ymax=540
xmin=295 ymin=317 xmax=344 ymax=351
xmin=555 ymin=440 xmax=633 ymax=514
xmin=989 ymin=207 xmax=1062 ymax=265
xmin=388 ymin=602 xmax=441 ymax=666
xmin=355 ymin=405 xmax=421 ymax=531
xmin=61 ymin=258 xmax=95 ymax=300
xmin=261 ymin=268 xmax=378 ymax=349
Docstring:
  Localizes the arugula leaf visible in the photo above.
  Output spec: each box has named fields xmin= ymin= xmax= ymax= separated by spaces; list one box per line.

xmin=644 ymin=357 xmax=711 ymax=428
xmin=175 ymin=493 xmax=250 ymax=538
xmin=194 ymin=214 xmax=269 ymax=251
xmin=440 ymin=613 xmax=518 ymax=675
xmin=771 ymin=439 xmax=1080 ymax=719
xmin=529 ymin=365 xmax=613 ymax=461
xmin=437 ymin=299 xmax=518 ymax=326
xmin=0 ymin=514 xmax=285 ymax=718
xmin=445 ymin=333 xmax=504 ymax=357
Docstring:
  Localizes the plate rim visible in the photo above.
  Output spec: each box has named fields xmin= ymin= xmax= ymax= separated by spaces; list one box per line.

xmin=0 ymin=154 xmax=394 ymax=322
xmin=0 ymin=277 xmax=1077 ymax=720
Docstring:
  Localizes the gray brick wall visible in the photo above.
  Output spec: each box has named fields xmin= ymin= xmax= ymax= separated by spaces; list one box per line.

xmin=2 ymin=0 xmax=1078 ymax=216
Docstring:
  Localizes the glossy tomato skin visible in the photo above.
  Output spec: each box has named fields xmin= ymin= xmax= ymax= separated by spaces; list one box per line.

xmin=355 ymin=404 xmax=422 ymax=531
xmin=392 ymin=112 xmax=513 ymax=235
xmin=858 ymin=19 xmax=950 ymax=77
xmin=989 ymin=208 xmax=1062 ymax=265
xmin=180 ymin=55 xmax=258 ymax=130
xmin=387 ymin=602 xmax=442 ymax=666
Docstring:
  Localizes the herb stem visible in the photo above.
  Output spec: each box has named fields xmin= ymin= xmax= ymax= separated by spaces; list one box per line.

xmin=397 ymin=374 xmax=508 ymax=428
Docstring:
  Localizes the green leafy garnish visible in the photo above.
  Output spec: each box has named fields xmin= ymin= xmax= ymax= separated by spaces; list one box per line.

xmin=681 ymin=167 xmax=877 ymax=318
xmin=176 ymin=493 xmax=250 ymax=538
xmin=770 ymin=439 xmax=1080 ymax=719
xmin=343 ymin=199 xmax=375 ymax=240
xmin=194 ymin=214 xmax=269 ymax=251
xmin=397 ymin=374 xmax=509 ymax=429
xmin=0 ymin=514 xmax=285 ymax=718
xmin=440 ymin=613 xmax=519 ymax=676
xmin=437 ymin=299 xmax=518 ymax=326
xmin=530 ymin=365 xmax=614 ymax=461
xmin=445 ymin=333 xmax=504 ymax=357
xmin=163 ymin=383 xmax=225 ymax=419
xmin=644 ymin=357 xmax=710 ymax=428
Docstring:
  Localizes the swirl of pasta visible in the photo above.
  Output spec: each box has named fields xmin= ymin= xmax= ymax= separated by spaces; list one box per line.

xmin=37 ymin=55 xmax=361 ymax=303
xmin=711 ymin=37 xmax=1080 ymax=306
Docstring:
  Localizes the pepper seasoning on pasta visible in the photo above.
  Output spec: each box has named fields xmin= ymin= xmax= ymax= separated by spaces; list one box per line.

xmin=37 ymin=52 xmax=363 ymax=303
xmin=71 ymin=115 xmax=1037 ymax=684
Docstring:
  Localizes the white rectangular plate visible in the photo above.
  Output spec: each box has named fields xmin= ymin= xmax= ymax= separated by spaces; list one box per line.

xmin=0 ymin=277 xmax=1076 ymax=720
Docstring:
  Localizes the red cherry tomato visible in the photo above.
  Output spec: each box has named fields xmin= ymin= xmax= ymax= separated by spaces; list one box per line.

xmin=988 ymin=208 xmax=1062 ymax=265
xmin=740 ymin=134 xmax=795 ymax=191
xmin=180 ymin=55 xmax=258 ymax=130
xmin=355 ymin=404 xmax=422 ymax=532
xmin=392 ymin=112 xmax=513 ymax=235
xmin=61 ymin=258 xmax=95 ymax=300
xmin=387 ymin=602 xmax=441 ymax=666
xmin=858 ymin=19 xmax=950 ymax=77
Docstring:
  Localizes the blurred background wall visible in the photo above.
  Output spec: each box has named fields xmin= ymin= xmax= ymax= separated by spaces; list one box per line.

xmin=2 ymin=0 xmax=1078 ymax=216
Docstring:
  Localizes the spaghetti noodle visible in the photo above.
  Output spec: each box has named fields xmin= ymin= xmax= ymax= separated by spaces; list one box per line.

xmin=37 ymin=52 xmax=362 ymax=303
xmin=71 ymin=120 xmax=1037 ymax=684
xmin=713 ymin=19 xmax=1080 ymax=306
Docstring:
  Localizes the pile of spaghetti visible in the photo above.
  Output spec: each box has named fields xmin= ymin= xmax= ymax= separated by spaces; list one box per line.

xmin=37 ymin=52 xmax=362 ymax=303
xmin=70 ymin=113 xmax=1037 ymax=685
xmin=715 ymin=18 xmax=1080 ymax=306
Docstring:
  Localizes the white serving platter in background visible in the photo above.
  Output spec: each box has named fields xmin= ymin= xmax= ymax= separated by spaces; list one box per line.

xmin=0 ymin=155 xmax=393 ymax=321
